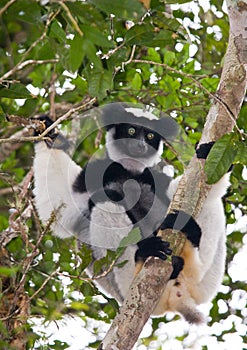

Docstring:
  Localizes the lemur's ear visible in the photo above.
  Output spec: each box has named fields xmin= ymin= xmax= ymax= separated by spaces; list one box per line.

xmin=101 ymin=103 xmax=129 ymax=130
xmin=154 ymin=116 xmax=178 ymax=141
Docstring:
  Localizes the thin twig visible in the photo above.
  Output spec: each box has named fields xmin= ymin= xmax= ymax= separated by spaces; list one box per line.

xmin=29 ymin=269 xmax=60 ymax=301
xmin=49 ymin=72 xmax=58 ymax=120
xmin=57 ymin=271 xmax=92 ymax=283
xmin=0 ymin=0 xmax=16 ymax=16
xmin=59 ymin=1 xmax=83 ymax=36
xmin=0 ymin=213 xmax=58 ymax=322
xmin=38 ymin=97 xmax=97 ymax=137
xmin=0 ymin=97 xmax=97 ymax=144
xmin=122 ymin=45 xmax=137 ymax=71
xmin=101 ymin=42 xmax=125 ymax=60
xmin=93 ymin=258 xmax=120 ymax=280
xmin=0 ymin=59 xmax=59 ymax=84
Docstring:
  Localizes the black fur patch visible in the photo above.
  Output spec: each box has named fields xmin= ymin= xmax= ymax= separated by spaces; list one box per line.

xmin=135 ymin=236 xmax=172 ymax=262
xmin=34 ymin=115 xmax=54 ymax=133
xmin=161 ymin=210 xmax=202 ymax=247
xmin=73 ymin=159 xmax=113 ymax=194
xmin=72 ymin=168 xmax=87 ymax=193
xmin=196 ymin=142 xmax=215 ymax=159
xmin=73 ymin=158 xmax=171 ymax=198
xmin=73 ymin=158 xmax=172 ymax=234
xmin=34 ymin=115 xmax=69 ymax=150
xmin=88 ymin=189 xmax=124 ymax=211
xmin=170 ymin=256 xmax=184 ymax=279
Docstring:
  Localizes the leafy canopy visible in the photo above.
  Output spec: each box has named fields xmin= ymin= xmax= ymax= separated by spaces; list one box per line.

xmin=0 ymin=0 xmax=246 ymax=349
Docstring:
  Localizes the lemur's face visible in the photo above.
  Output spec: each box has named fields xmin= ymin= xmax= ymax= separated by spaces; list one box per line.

xmin=113 ymin=123 xmax=162 ymax=158
xmin=105 ymin=120 xmax=164 ymax=172
xmin=102 ymin=104 xmax=178 ymax=172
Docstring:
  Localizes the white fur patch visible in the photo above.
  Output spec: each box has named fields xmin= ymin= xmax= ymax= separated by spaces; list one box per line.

xmin=33 ymin=142 xmax=87 ymax=238
xmin=89 ymin=201 xmax=133 ymax=249
xmin=125 ymin=107 xmax=158 ymax=120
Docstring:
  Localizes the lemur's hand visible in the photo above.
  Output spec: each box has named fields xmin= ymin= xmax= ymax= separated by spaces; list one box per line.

xmin=134 ymin=236 xmax=184 ymax=280
xmin=135 ymin=236 xmax=172 ymax=262
xmin=34 ymin=115 xmax=69 ymax=150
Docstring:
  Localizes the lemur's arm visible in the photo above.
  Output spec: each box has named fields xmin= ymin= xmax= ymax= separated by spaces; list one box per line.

xmin=33 ymin=117 xmax=89 ymax=239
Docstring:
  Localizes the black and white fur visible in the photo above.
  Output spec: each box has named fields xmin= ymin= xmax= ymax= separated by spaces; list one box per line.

xmin=33 ymin=103 xmax=230 ymax=323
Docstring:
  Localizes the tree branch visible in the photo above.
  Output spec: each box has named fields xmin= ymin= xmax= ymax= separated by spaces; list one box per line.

xmin=98 ymin=1 xmax=247 ymax=349
xmin=0 ymin=0 xmax=16 ymax=17
xmin=0 ymin=59 xmax=59 ymax=84
xmin=0 ymin=97 xmax=97 ymax=145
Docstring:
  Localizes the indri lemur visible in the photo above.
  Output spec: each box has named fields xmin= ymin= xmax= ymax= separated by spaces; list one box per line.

xmin=33 ymin=103 xmax=230 ymax=323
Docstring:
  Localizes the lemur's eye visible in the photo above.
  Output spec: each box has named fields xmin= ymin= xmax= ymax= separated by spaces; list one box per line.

xmin=128 ymin=127 xmax=136 ymax=136
xmin=147 ymin=132 xmax=154 ymax=140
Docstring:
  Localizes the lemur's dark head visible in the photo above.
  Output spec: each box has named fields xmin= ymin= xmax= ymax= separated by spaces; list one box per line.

xmin=102 ymin=103 xmax=178 ymax=172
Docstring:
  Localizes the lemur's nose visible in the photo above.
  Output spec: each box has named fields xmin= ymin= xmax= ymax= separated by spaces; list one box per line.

xmin=136 ymin=140 xmax=147 ymax=153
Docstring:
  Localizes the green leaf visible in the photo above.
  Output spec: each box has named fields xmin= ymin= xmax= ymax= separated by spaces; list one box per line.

xmin=0 ymin=84 xmax=32 ymax=99
xmin=87 ymin=68 xmax=113 ymax=100
xmin=93 ymin=250 xmax=120 ymax=275
xmin=89 ymin=0 xmax=145 ymax=19
xmin=237 ymin=104 xmax=247 ymax=130
xmin=119 ymin=227 xmax=142 ymax=247
xmin=16 ymin=98 xmax=39 ymax=117
xmin=0 ymin=266 xmax=18 ymax=277
xmin=163 ymin=50 xmax=176 ymax=66
xmin=0 ymin=105 xmax=5 ymax=118
xmin=234 ymin=139 xmax=247 ymax=164
xmin=7 ymin=0 xmax=42 ymax=24
xmin=82 ymin=39 xmax=102 ymax=68
xmin=150 ymin=29 xmax=174 ymax=47
xmin=82 ymin=25 xmax=114 ymax=48
xmin=69 ymin=35 xmax=85 ymax=72
xmin=125 ymin=23 xmax=154 ymax=45
xmin=77 ymin=244 xmax=93 ymax=271
xmin=205 ymin=134 xmax=238 ymax=184
xmin=146 ymin=47 xmax=162 ymax=63
xmin=201 ymin=76 xmax=220 ymax=92
xmin=131 ymin=72 xmax=142 ymax=90
xmin=162 ymin=16 xmax=181 ymax=32
xmin=72 ymin=76 xmax=88 ymax=96
xmin=35 ymin=41 xmax=55 ymax=60
xmin=49 ymin=20 xmax=66 ymax=43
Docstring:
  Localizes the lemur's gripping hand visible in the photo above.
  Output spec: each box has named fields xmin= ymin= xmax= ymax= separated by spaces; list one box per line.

xmin=196 ymin=142 xmax=215 ymax=159
xmin=135 ymin=236 xmax=172 ymax=262
xmin=34 ymin=115 xmax=69 ymax=150
xmin=135 ymin=236 xmax=184 ymax=280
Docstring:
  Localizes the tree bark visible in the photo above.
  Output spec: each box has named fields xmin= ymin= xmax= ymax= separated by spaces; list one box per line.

xmin=98 ymin=1 xmax=247 ymax=349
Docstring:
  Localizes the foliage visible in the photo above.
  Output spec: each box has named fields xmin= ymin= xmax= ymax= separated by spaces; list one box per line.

xmin=0 ymin=0 xmax=246 ymax=349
